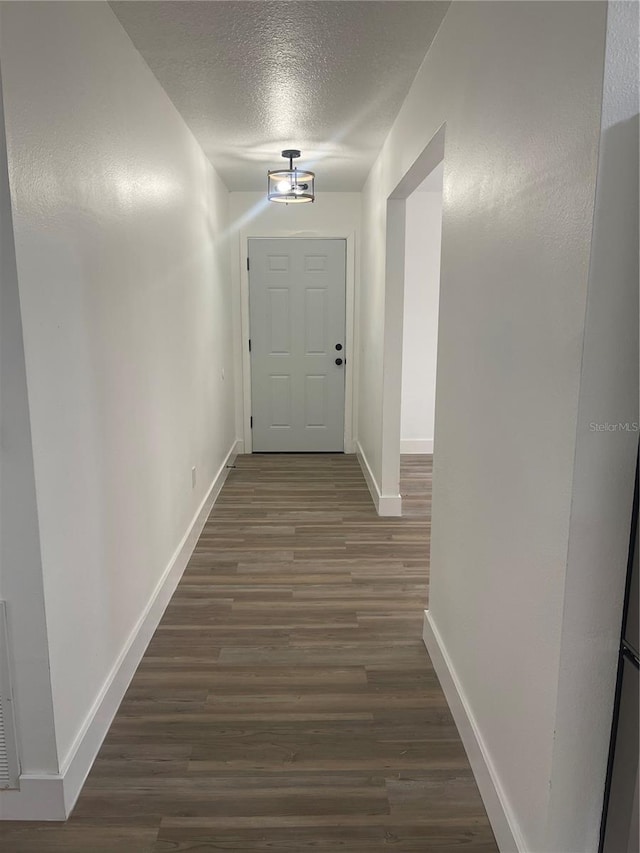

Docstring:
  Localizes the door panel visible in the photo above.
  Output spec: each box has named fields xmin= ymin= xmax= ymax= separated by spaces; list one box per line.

xmin=269 ymin=375 xmax=291 ymax=428
xmin=249 ymin=238 xmax=346 ymax=452
xmin=305 ymin=375 xmax=327 ymax=427
xmin=305 ymin=289 xmax=327 ymax=354
xmin=268 ymin=288 xmax=290 ymax=354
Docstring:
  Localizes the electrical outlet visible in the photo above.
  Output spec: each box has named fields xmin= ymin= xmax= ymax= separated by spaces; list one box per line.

xmin=191 ymin=466 xmax=196 ymax=489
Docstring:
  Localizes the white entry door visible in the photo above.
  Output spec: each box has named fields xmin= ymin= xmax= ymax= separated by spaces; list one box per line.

xmin=248 ymin=238 xmax=346 ymax=452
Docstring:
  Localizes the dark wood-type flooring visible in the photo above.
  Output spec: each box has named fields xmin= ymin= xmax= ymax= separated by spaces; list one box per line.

xmin=0 ymin=454 xmax=497 ymax=852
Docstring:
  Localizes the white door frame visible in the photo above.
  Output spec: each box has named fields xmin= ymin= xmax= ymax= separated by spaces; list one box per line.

xmin=380 ymin=125 xmax=446 ymax=508
xmin=239 ymin=229 xmax=357 ymax=454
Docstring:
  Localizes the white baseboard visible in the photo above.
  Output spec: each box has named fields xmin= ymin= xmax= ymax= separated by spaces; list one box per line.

xmin=0 ymin=440 xmax=241 ymax=822
xmin=400 ymin=439 xmax=433 ymax=454
xmin=422 ymin=610 xmax=525 ymax=853
xmin=355 ymin=441 xmax=402 ymax=517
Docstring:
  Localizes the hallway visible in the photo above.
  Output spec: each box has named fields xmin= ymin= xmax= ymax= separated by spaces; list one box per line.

xmin=0 ymin=454 xmax=495 ymax=852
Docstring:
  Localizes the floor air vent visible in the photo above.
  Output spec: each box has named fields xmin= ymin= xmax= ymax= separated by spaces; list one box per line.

xmin=0 ymin=602 xmax=20 ymax=789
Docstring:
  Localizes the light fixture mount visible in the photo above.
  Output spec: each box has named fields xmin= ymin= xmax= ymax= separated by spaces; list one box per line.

xmin=268 ymin=149 xmax=315 ymax=204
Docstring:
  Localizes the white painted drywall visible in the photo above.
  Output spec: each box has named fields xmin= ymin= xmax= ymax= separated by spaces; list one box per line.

xmin=545 ymin=3 xmax=639 ymax=850
xmin=0 ymin=0 xmax=235 ymax=772
xmin=0 ymin=51 xmax=58 ymax=777
xmin=357 ymin=2 xmax=611 ymax=850
xmin=228 ymin=192 xmax=360 ymax=238
xmin=400 ymin=176 xmax=442 ymax=453
xmin=228 ymin=192 xmax=361 ymax=452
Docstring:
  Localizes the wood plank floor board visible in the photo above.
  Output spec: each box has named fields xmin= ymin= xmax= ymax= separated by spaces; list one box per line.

xmin=0 ymin=453 xmax=497 ymax=852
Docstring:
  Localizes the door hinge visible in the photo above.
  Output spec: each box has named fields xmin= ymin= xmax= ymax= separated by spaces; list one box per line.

xmin=246 ymin=257 xmax=250 ymax=271
xmin=250 ymin=416 xmax=253 ymax=429
xmin=248 ymin=338 xmax=252 ymax=352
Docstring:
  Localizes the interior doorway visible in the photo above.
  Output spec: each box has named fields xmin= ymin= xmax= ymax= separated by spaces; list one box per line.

xmin=379 ymin=125 xmax=445 ymax=516
xmin=400 ymin=162 xmax=443 ymax=458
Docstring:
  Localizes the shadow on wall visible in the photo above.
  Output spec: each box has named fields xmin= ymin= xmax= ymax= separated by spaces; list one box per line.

xmin=592 ymin=114 xmax=639 ymax=303
xmin=546 ymin=111 xmax=639 ymax=852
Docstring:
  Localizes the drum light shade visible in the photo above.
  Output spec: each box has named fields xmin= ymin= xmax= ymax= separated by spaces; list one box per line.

xmin=268 ymin=149 xmax=315 ymax=204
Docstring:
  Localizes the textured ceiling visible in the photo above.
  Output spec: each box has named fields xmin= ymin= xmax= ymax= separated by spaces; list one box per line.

xmin=110 ymin=2 xmax=449 ymax=191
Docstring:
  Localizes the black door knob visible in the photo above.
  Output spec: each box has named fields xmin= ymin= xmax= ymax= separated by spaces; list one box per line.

xmin=335 ymin=343 xmax=343 ymax=351
xmin=335 ymin=358 xmax=343 ymax=366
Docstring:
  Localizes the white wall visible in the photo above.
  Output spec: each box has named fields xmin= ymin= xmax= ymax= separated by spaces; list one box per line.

xmin=228 ymin=192 xmax=361 ymax=452
xmin=0 ymin=0 xmax=236 ymax=794
xmin=401 ymin=178 xmax=442 ymax=453
xmin=0 ymin=53 xmax=58 ymax=779
xmin=357 ymin=2 xmax=616 ymax=850
xmin=545 ymin=2 xmax=639 ymax=849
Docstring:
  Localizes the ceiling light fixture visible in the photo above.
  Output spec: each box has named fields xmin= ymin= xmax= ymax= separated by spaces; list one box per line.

xmin=267 ymin=149 xmax=315 ymax=204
